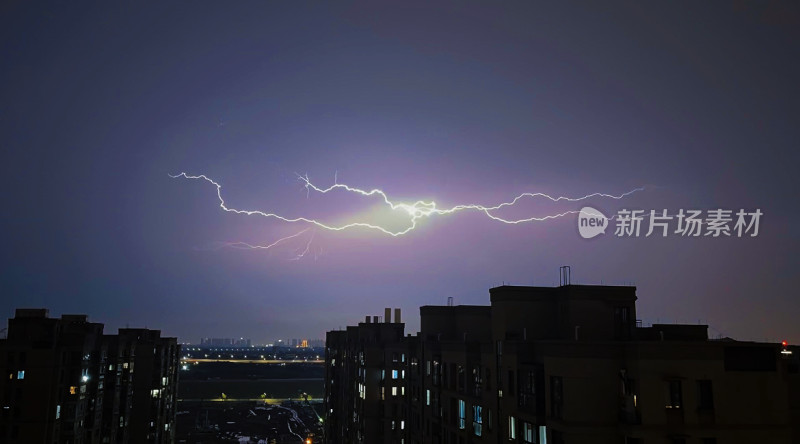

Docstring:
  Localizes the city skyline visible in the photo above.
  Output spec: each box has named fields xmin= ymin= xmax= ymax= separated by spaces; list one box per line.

xmin=2 ymin=2 xmax=799 ymax=345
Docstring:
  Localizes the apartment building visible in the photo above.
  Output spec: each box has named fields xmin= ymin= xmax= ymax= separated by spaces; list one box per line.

xmin=0 ymin=309 xmax=180 ymax=443
xmin=324 ymin=284 xmax=800 ymax=444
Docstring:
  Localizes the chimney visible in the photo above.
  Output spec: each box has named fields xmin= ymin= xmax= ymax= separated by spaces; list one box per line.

xmin=365 ymin=316 xmax=371 ymax=324
xmin=394 ymin=308 xmax=401 ymax=324
xmin=385 ymin=307 xmax=391 ymax=323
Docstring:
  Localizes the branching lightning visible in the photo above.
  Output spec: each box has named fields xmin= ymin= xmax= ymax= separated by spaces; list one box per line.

xmin=169 ymin=172 xmax=643 ymax=243
xmin=218 ymin=228 xmax=311 ymax=250
xmin=290 ymin=229 xmax=316 ymax=261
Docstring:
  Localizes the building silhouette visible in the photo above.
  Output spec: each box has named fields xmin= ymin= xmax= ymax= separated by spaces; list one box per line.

xmin=0 ymin=309 xmax=179 ymax=443
xmin=324 ymin=285 xmax=800 ymax=443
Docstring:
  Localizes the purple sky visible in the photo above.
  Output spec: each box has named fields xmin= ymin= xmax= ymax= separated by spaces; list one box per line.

xmin=2 ymin=2 xmax=798 ymax=344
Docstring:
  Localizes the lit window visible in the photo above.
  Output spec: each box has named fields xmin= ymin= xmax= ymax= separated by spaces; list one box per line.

xmin=56 ymin=405 xmax=61 ymax=420
xmin=426 ymin=389 xmax=430 ymax=406
xmin=392 ymin=387 xmax=397 ymax=396
xmin=458 ymin=399 xmax=466 ymax=429
xmin=522 ymin=422 xmax=534 ymax=443
xmin=392 ymin=370 xmax=398 ymax=379
xmin=473 ymin=405 xmax=483 ymax=436
xmin=665 ymin=380 xmax=682 ymax=409
xmin=508 ymin=416 xmax=516 ymax=439
xmin=16 ymin=371 xmax=24 ymax=380
xmin=69 ymin=386 xmax=78 ymax=395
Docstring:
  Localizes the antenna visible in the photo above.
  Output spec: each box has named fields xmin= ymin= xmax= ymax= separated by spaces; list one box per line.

xmin=447 ymin=297 xmax=454 ymax=307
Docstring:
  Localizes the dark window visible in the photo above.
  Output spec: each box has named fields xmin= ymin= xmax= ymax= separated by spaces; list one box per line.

xmin=519 ymin=369 xmax=536 ymax=408
xmin=614 ymin=306 xmax=632 ymax=338
xmin=508 ymin=370 xmax=515 ymax=395
xmin=550 ymin=376 xmax=563 ymax=419
xmin=472 ymin=366 xmax=482 ymax=397
xmin=702 ymin=439 xmax=717 ymax=444
xmin=697 ymin=380 xmax=714 ymax=410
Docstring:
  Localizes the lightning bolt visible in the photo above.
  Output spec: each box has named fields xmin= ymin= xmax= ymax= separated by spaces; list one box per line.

xmin=170 ymin=172 xmax=643 ymax=237
xmin=290 ymin=230 xmax=316 ymax=261
xmin=217 ymin=228 xmax=311 ymax=250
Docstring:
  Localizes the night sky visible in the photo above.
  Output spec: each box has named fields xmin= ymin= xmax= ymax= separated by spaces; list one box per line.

xmin=2 ymin=2 xmax=798 ymax=344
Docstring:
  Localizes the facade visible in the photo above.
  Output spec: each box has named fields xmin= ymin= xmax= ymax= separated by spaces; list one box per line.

xmin=324 ymin=285 xmax=800 ymax=444
xmin=0 ymin=309 xmax=180 ymax=443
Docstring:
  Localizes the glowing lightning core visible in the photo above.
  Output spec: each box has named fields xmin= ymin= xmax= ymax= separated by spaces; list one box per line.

xmin=170 ymin=172 xmax=643 ymax=238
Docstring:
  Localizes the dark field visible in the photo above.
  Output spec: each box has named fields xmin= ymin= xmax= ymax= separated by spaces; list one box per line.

xmin=181 ymin=361 xmax=324 ymax=380
xmin=178 ymin=361 xmax=324 ymax=400
xmin=177 ymin=362 xmax=325 ymax=442
xmin=179 ymin=379 xmax=324 ymax=400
